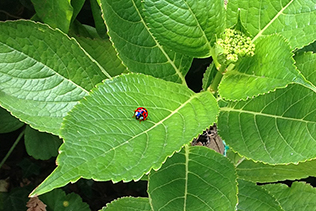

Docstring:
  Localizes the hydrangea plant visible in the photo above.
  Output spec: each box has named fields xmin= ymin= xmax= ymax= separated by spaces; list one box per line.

xmin=1 ymin=0 xmax=316 ymax=210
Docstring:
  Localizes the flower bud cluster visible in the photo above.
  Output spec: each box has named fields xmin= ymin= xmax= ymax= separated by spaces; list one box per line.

xmin=217 ymin=29 xmax=255 ymax=62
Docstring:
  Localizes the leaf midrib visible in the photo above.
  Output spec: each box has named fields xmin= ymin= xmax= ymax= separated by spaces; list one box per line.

xmin=132 ymin=0 xmax=187 ymax=85
xmin=220 ymin=107 xmax=315 ymax=124
xmin=253 ymin=0 xmax=294 ymax=41
xmin=59 ymin=92 xmax=202 ymax=180
xmin=0 ymin=42 xmax=89 ymax=94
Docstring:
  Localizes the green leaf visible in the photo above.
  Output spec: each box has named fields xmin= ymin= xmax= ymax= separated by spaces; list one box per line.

xmin=30 ymin=73 xmax=219 ymax=196
xmin=73 ymin=30 xmax=127 ymax=77
xmin=218 ymin=82 xmax=316 ymax=164
xmin=0 ymin=20 xmax=109 ymax=135
xmin=2 ymin=187 xmax=31 ymax=211
xmin=219 ymin=52 xmax=316 ymax=164
xmin=100 ymin=0 xmax=193 ymax=84
xmin=39 ymin=189 xmax=90 ymax=211
xmin=69 ymin=20 xmax=97 ymax=38
xmin=263 ymin=182 xmax=316 ymax=211
xmin=102 ymin=197 xmax=151 ymax=211
xmin=143 ymin=0 xmax=225 ymax=58
xmin=0 ymin=107 xmax=24 ymax=133
xmin=237 ymin=159 xmax=316 ymax=183
xmin=31 ymin=0 xmax=73 ymax=33
xmin=296 ymin=40 xmax=316 ymax=54
xmin=90 ymin=0 xmax=107 ymax=38
xmin=202 ymin=62 xmax=217 ymax=91
xmin=295 ymin=52 xmax=316 ymax=87
xmin=24 ymin=126 xmax=62 ymax=160
xmin=218 ymin=34 xmax=310 ymax=100
xmin=70 ymin=0 xmax=85 ymax=23
xmin=148 ymin=146 xmax=237 ymax=211
xmin=237 ymin=180 xmax=282 ymax=211
xmin=227 ymin=0 xmax=316 ymax=49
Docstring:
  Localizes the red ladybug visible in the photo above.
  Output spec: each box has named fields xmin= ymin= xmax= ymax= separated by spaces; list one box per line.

xmin=133 ymin=107 xmax=148 ymax=123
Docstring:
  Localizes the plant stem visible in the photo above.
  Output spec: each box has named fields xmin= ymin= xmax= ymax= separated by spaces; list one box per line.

xmin=0 ymin=129 xmax=25 ymax=169
xmin=209 ymin=64 xmax=226 ymax=93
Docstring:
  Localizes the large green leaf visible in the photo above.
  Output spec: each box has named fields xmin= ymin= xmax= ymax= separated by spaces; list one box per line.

xmin=31 ymin=0 xmax=73 ymax=33
xmin=100 ymin=0 xmax=193 ymax=84
xmin=218 ymin=82 xmax=316 ymax=164
xmin=0 ymin=20 xmax=109 ymax=135
xmin=227 ymin=0 xmax=316 ymax=49
xmin=237 ymin=180 xmax=282 ymax=211
xmin=30 ymin=73 xmax=219 ymax=196
xmin=218 ymin=52 xmax=316 ymax=164
xmin=148 ymin=145 xmax=237 ymax=211
xmin=143 ymin=0 xmax=225 ymax=58
xmin=263 ymin=182 xmax=316 ymax=211
xmin=218 ymin=34 xmax=313 ymax=100
xmin=237 ymin=159 xmax=316 ymax=183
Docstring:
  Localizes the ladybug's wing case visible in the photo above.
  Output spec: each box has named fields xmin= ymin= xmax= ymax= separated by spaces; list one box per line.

xmin=133 ymin=107 xmax=148 ymax=122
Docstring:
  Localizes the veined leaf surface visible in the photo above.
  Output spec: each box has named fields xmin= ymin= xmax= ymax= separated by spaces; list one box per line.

xmin=143 ymin=0 xmax=225 ymax=58
xmin=31 ymin=0 xmax=73 ymax=33
xmin=102 ymin=197 xmax=151 ymax=211
xmin=218 ymin=35 xmax=312 ymax=100
xmin=0 ymin=20 xmax=109 ymax=135
xmin=237 ymin=180 xmax=282 ymax=211
xmin=263 ymin=182 xmax=316 ymax=210
xmin=100 ymin=0 xmax=193 ymax=84
xmin=227 ymin=0 xmax=316 ymax=49
xmin=218 ymin=52 xmax=316 ymax=164
xmin=237 ymin=159 xmax=316 ymax=183
xmin=30 ymin=73 xmax=219 ymax=196
xmin=218 ymin=83 xmax=316 ymax=164
xmin=148 ymin=146 xmax=237 ymax=211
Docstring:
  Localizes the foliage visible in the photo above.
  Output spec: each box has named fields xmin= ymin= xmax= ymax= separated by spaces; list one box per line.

xmin=1 ymin=0 xmax=316 ymax=210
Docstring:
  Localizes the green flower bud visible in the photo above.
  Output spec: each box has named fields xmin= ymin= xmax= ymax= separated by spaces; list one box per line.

xmin=216 ymin=29 xmax=255 ymax=63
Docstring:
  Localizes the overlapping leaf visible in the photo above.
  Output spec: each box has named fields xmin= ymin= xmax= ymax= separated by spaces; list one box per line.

xmin=237 ymin=159 xmax=316 ymax=183
xmin=218 ymin=34 xmax=311 ymax=100
xmin=0 ymin=20 xmax=108 ymax=135
xmin=31 ymin=0 xmax=74 ymax=33
xmin=227 ymin=0 xmax=316 ymax=49
xmin=24 ymin=126 xmax=62 ymax=160
xmin=148 ymin=146 xmax=237 ymax=211
xmin=295 ymin=52 xmax=316 ymax=83
xmin=237 ymin=180 xmax=282 ymax=211
xmin=0 ymin=107 xmax=24 ymax=133
xmin=263 ymin=182 xmax=316 ymax=210
xmin=102 ymin=197 xmax=151 ymax=211
xmin=218 ymin=52 xmax=316 ymax=164
xmin=218 ymin=83 xmax=316 ymax=164
xmin=73 ymin=30 xmax=127 ymax=77
xmin=202 ymin=62 xmax=217 ymax=91
xmin=143 ymin=0 xmax=225 ymax=58
xmin=30 ymin=73 xmax=219 ymax=196
xmin=90 ymin=0 xmax=107 ymax=37
xmin=100 ymin=0 xmax=193 ymax=84
xmin=39 ymin=189 xmax=90 ymax=211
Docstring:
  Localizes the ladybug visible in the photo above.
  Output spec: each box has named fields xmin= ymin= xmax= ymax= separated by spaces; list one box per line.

xmin=133 ymin=107 xmax=148 ymax=123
